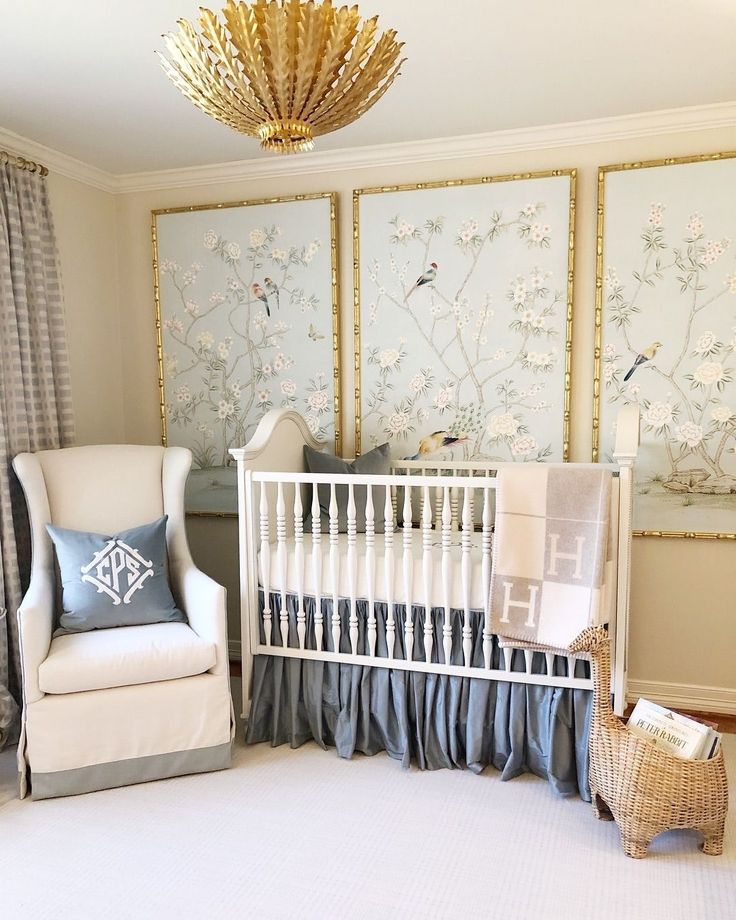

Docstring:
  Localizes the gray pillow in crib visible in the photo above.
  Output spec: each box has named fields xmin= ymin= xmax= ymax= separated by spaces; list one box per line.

xmin=303 ymin=443 xmax=391 ymax=533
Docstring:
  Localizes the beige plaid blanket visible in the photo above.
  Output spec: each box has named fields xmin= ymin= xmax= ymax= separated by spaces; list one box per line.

xmin=490 ymin=466 xmax=614 ymax=652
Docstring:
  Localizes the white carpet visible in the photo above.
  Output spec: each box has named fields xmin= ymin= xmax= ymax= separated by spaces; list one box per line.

xmin=1 ymin=735 xmax=735 ymax=920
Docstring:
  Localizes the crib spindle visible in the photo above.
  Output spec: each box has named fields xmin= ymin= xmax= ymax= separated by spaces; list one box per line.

xmin=347 ymin=482 xmax=359 ymax=655
xmin=276 ymin=481 xmax=288 ymax=648
xmin=502 ymin=646 xmax=513 ymax=671
xmin=545 ymin=652 xmax=554 ymax=676
xmin=384 ymin=484 xmax=396 ymax=659
xmin=329 ymin=483 xmax=340 ymax=654
xmin=293 ymin=486 xmax=306 ymax=650
xmin=259 ymin=482 xmax=272 ymax=647
xmin=481 ymin=483 xmax=493 ymax=670
xmin=441 ymin=486 xmax=452 ymax=665
xmin=461 ymin=487 xmax=473 ymax=667
xmin=422 ymin=485 xmax=434 ymax=663
xmin=365 ymin=486 xmax=377 ymax=657
xmin=311 ymin=486 xmax=323 ymax=651
xmin=403 ymin=483 xmax=414 ymax=662
xmin=523 ymin=649 xmax=534 ymax=674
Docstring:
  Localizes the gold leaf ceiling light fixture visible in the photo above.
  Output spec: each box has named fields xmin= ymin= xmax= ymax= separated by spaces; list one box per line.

xmin=159 ymin=0 xmax=405 ymax=154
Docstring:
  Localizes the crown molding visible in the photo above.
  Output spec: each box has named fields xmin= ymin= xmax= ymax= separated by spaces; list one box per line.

xmin=0 ymin=126 xmax=117 ymax=193
xmin=115 ymin=101 xmax=736 ymax=194
xmin=5 ymin=100 xmax=736 ymax=196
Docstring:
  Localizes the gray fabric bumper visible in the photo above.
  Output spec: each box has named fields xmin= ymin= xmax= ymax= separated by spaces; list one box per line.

xmin=31 ymin=741 xmax=232 ymax=800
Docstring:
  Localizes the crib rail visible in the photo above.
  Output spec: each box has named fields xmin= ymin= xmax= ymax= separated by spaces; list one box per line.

xmin=242 ymin=469 xmax=593 ymax=692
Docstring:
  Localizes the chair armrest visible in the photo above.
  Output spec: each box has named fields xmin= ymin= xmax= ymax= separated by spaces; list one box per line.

xmin=17 ymin=569 xmax=55 ymax=704
xmin=174 ymin=563 xmax=228 ymax=676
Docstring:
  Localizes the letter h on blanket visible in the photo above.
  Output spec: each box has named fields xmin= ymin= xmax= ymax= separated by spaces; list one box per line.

xmin=490 ymin=466 xmax=614 ymax=654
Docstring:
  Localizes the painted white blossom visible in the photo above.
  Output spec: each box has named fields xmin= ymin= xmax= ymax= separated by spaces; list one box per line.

xmin=181 ymin=270 xmax=196 ymax=287
xmin=261 ymin=363 xmax=273 ymax=376
xmin=185 ymin=300 xmax=200 ymax=316
xmin=271 ymin=248 xmax=287 ymax=261
xmin=408 ymin=372 xmax=427 ymax=394
xmin=378 ymin=348 xmax=401 ymax=369
xmin=693 ymin=361 xmax=725 ymax=386
xmin=487 ymin=413 xmax=520 ymax=438
xmin=395 ymin=219 xmax=415 ymax=240
xmin=711 ymin=405 xmax=733 ymax=424
xmin=430 ymin=304 xmax=442 ymax=317
xmin=274 ymin=320 xmax=289 ymax=334
xmin=648 ymin=202 xmax=664 ymax=228
xmin=726 ymin=273 xmax=736 ymax=294
xmin=521 ymin=203 xmax=538 ymax=217
xmin=280 ymin=379 xmax=297 ymax=397
xmin=530 ymin=271 xmax=545 ymax=291
xmin=627 ymin=383 xmax=641 ymax=397
xmin=217 ymin=339 xmax=231 ymax=359
xmin=253 ymin=311 xmax=268 ymax=328
xmin=229 ymin=383 xmax=241 ymax=399
xmin=203 ymin=230 xmax=218 ymax=250
xmin=702 ymin=239 xmax=727 ymax=266
xmin=175 ymin=384 xmax=190 ymax=403
xmin=160 ymin=259 xmax=180 ymax=274
xmin=521 ymin=309 xmax=535 ymax=323
xmin=604 ymin=266 xmax=619 ymax=288
xmin=257 ymin=389 xmax=271 ymax=404
xmin=603 ymin=363 xmax=617 ymax=383
xmin=434 ymin=386 xmax=455 ymax=410
xmin=492 ymin=348 xmax=508 ymax=361
xmin=458 ymin=219 xmax=478 ymax=242
xmin=675 ymin=421 xmax=703 ymax=448
xmin=643 ymin=401 xmax=673 ymax=429
xmin=693 ymin=331 xmax=720 ymax=356
xmin=249 ymin=228 xmax=265 ymax=247
xmin=512 ymin=281 xmax=527 ymax=306
xmin=532 ymin=315 xmax=546 ymax=329
xmin=308 ymin=390 xmax=329 ymax=413
xmin=604 ymin=343 xmax=616 ymax=359
xmin=165 ymin=356 xmax=178 ymax=377
xmin=209 ymin=292 xmax=226 ymax=306
xmin=387 ymin=411 xmax=410 ymax=433
xmin=226 ymin=242 xmax=241 ymax=260
xmin=197 ymin=331 xmax=214 ymax=350
xmin=164 ymin=316 xmax=184 ymax=334
xmin=217 ymin=400 xmax=235 ymax=420
xmin=686 ymin=213 xmax=703 ymax=237
xmin=305 ymin=413 xmax=320 ymax=435
xmin=511 ymin=435 xmax=538 ymax=457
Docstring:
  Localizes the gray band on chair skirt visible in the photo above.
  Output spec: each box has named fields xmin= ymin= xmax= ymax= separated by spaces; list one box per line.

xmin=30 ymin=741 xmax=232 ymax=800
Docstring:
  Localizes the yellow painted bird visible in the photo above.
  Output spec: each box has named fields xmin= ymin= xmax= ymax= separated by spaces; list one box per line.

xmin=623 ymin=341 xmax=662 ymax=381
xmin=405 ymin=430 xmax=467 ymax=460
xmin=405 ymin=262 xmax=438 ymax=300
xmin=251 ymin=281 xmax=270 ymax=317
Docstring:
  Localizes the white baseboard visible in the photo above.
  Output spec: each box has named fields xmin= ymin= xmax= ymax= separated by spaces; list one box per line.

xmin=627 ymin=679 xmax=736 ymax=716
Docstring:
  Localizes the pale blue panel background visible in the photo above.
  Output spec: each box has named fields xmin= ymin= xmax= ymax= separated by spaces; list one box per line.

xmin=156 ymin=196 xmax=335 ymax=513
xmin=358 ymin=174 xmax=572 ymax=463
xmin=599 ymin=159 xmax=736 ymax=534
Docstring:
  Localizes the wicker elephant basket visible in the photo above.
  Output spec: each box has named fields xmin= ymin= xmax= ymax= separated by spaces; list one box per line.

xmin=569 ymin=626 xmax=728 ymax=859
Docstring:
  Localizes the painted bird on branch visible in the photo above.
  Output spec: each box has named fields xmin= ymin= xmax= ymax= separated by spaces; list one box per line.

xmin=623 ymin=341 xmax=663 ymax=381
xmin=404 ymin=431 xmax=467 ymax=460
xmin=264 ymin=277 xmax=279 ymax=311
xmin=251 ymin=281 xmax=270 ymax=317
xmin=405 ymin=262 xmax=438 ymax=300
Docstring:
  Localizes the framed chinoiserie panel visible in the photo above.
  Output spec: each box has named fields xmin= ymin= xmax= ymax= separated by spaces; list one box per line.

xmin=353 ymin=169 xmax=575 ymax=463
xmin=153 ymin=192 xmax=340 ymax=514
xmin=595 ymin=153 xmax=736 ymax=539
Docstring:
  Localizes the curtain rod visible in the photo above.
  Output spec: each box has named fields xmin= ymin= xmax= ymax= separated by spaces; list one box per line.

xmin=0 ymin=149 xmax=48 ymax=177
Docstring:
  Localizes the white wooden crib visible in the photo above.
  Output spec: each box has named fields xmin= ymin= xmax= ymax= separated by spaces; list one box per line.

xmin=231 ymin=406 xmax=640 ymax=735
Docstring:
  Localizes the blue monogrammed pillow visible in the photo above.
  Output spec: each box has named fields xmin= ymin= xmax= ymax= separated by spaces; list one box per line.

xmin=46 ymin=516 xmax=186 ymax=634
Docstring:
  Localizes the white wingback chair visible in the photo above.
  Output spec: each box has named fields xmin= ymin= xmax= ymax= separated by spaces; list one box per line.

xmin=12 ymin=444 xmax=233 ymax=799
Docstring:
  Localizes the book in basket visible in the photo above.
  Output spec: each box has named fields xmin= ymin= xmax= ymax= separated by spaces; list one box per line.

xmin=626 ymin=699 xmax=721 ymax=760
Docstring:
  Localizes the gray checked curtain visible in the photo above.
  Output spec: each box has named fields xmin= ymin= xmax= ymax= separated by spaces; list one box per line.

xmin=0 ymin=156 xmax=75 ymax=748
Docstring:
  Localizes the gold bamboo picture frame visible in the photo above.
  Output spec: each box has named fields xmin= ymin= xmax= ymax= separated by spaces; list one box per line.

xmin=595 ymin=151 xmax=736 ymax=540
xmin=353 ymin=169 xmax=575 ymax=463
xmin=152 ymin=191 xmax=340 ymax=515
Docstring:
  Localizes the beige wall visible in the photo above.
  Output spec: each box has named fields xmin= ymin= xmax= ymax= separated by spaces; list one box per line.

xmin=49 ymin=173 xmax=124 ymax=444
xmin=67 ymin=123 xmax=736 ymax=693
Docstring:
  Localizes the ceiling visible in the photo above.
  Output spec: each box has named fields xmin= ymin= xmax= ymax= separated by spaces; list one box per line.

xmin=2 ymin=0 xmax=736 ymax=175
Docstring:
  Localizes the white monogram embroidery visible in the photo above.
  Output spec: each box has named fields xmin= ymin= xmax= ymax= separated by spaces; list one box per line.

xmin=81 ymin=540 xmax=154 ymax=605
xmin=499 ymin=580 xmax=540 ymax=628
xmin=547 ymin=533 xmax=585 ymax=580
